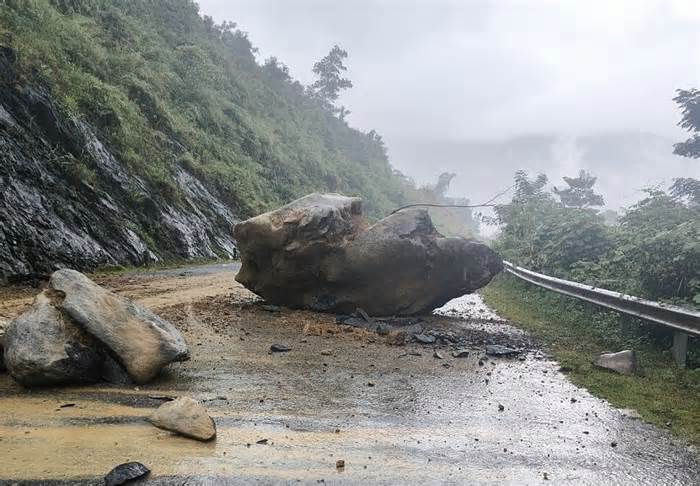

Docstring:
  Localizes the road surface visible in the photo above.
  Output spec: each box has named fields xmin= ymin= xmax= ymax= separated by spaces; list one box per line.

xmin=0 ymin=263 xmax=697 ymax=484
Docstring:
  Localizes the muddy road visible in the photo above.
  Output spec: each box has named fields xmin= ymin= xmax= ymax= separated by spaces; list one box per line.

xmin=0 ymin=263 xmax=697 ymax=484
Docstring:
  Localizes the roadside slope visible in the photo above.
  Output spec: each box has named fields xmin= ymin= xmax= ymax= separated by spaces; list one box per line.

xmin=0 ymin=0 xmax=411 ymax=279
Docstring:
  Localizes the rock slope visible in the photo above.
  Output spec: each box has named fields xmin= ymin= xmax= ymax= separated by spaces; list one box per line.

xmin=0 ymin=47 xmax=238 ymax=281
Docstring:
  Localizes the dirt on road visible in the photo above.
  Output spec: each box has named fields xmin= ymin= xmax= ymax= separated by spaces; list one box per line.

xmin=0 ymin=263 xmax=697 ymax=484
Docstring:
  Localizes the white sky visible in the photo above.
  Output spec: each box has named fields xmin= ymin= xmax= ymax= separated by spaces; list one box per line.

xmin=198 ymin=0 xmax=700 ymax=141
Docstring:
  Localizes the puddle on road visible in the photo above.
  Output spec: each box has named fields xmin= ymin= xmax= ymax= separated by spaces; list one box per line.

xmin=0 ymin=274 xmax=697 ymax=484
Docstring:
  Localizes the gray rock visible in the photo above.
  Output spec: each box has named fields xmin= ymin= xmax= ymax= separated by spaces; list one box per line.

xmin=3 ymin=290 xmax=104 ymax=386
xmin=594 ymin=350 xmax=637 ymax=375
xmin=148 ymin=396 xmax=216 ymax=441
xmin=234 ymin=193 xmax=502 ymax=316
xmin=270 ymin=344 xmax=291 ymax=353
xmin=50 ymin=269 xmax=189 ymax=384
xmin=104 ymin=462 xmax=150 ymax=486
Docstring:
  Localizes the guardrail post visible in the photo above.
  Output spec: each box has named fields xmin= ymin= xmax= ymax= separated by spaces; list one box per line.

xmin=671 ymin=331 xmax=688 ymax=368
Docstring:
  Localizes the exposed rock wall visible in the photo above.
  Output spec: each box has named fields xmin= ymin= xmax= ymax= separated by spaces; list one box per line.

xmin=0 ymin=47 xmax=238 ymax=281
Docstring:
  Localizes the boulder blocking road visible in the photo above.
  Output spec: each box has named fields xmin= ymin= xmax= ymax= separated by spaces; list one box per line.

xmin=0 ymin=263 xmax=697 ymax=484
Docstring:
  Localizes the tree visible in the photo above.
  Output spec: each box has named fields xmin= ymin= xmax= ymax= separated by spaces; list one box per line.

xmin=433 ymin=172 xmax=456 ymax=197
xmin=262 ymin=57 xmax=291 ymax=82
xmin=309 ymin=45 xmax=352 ymax=114
xmin=670 ymin=177 xmax=700 ymax=206
xmin=673 ymin=88 xmax=700 ymax=159
xmin=553 ymin=170 xmax=604 ymax=208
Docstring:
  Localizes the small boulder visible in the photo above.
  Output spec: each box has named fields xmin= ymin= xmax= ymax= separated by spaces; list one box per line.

xmin=485 ymin=344 xmax=519 ymax=357
xmin=50 ymin=269 xmax=189 ymax=384
xmin=148 ymin=396 xmax=216 ymax=441
xmin=3 ymin=291 xmax=104 ymax=386
xmin=104 ymin=462 xmax=150 ymax=486
xmin=270 ymin=344 xmax=291 ymax=353
xmin=593 ymin=350 xmax=637 ymax=375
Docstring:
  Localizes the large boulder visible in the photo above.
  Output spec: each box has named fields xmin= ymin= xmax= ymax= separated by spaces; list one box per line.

xmin=234 ymin=193 xmax=503 ymax=316
xmin=0 ymin=318 xmax=7 ymax=371
xmin=3 ymin=291 xmax=104 ymax=386
xmin=50 ymin=269 xmax=190 ymax=384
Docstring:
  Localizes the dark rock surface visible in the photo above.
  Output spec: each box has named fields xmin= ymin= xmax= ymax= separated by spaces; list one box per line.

xmin=0 ymin=47 xmax=238 ymax=282
xmin=104 ymin=462 xmax=150 ymax=486
xmin=3 ymin=290 xmax=104 ymax=386
xmin=234 ymin=193 xmax=503 ymax=316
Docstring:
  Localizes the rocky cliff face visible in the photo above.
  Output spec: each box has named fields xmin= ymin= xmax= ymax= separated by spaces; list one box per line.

xmin=0 ymin=47 xmax=238 ymax=281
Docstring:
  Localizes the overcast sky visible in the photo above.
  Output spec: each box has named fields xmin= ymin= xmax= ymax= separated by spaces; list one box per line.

xmin=197 ymin=0 xmax=699 ymax=210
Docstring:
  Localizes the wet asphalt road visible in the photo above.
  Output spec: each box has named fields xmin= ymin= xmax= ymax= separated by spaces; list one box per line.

xmin=0 ymin=263 xmax=697 ymax=485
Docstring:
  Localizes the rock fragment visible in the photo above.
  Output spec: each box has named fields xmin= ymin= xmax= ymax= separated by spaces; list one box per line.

xmin=270 ymin=344 xmax=291 ymax=353
xmin=148 ymin=396 xmax=216 ymax=441
xmin=104 ymin=462 xmax=150 ymax=486
xmin=593 ymin=350 xmax=637 ymax=375
xmin=452 ymin=349 xmax=470 ymax=358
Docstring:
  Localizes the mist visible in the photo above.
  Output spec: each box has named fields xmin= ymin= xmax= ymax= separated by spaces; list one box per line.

xmin=197 ymin=0 xmax=699 ymax=212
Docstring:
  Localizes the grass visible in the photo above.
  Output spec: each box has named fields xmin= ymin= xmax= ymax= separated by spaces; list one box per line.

xmin=481 ymin=274 xmax=700 ymax=447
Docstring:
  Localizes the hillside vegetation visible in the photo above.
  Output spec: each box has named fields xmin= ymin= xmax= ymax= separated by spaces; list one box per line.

xmin=482 ymin=169 xmax=699 ymax=442
xmin=0 ymin=0 xmax=412 ymax=219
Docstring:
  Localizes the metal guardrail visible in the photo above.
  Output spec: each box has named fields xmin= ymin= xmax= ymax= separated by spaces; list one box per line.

xmin=503 ymin=261 xmax=699 ymax=367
